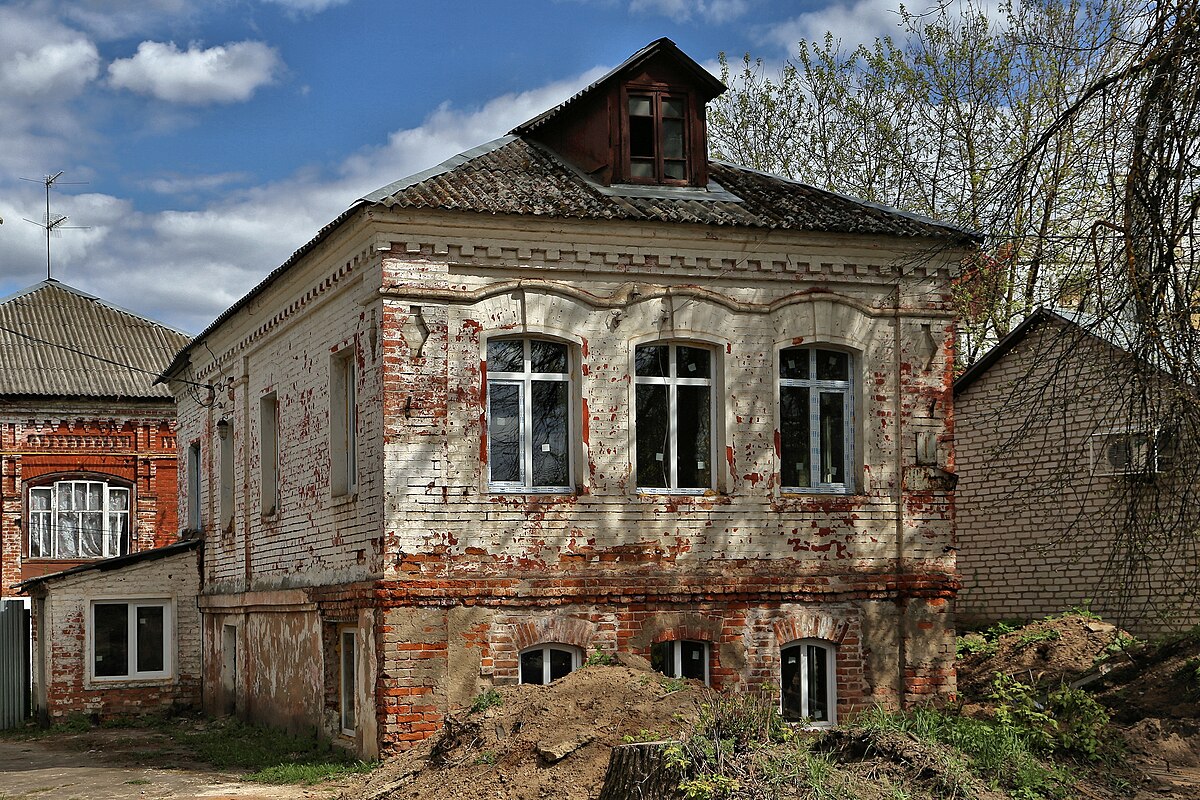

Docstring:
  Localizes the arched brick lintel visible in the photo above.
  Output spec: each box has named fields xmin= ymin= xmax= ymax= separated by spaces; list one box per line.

xmin=511 ymin=615 xmax=594 ymax=652
xmin=773 ymin=612 xmax=852 ymax=645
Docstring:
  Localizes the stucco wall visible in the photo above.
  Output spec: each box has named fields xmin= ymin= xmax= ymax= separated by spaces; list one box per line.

xmin=28 ymin=546 xmax=200 ymax=721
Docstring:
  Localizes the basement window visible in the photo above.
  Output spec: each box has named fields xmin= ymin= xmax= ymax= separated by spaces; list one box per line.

xmin=486 ymin=338 xmax=572 ymax=493
xmin=651 ymin=639 xmax=710 ymax=684
xmin=779 ymin=347 xmax=854 ymax=493
xmin=780 ymin=639 xmax=836 ymax=725
xmin=91 ymin=600 xmax=172 ymax=681
xmin=635 ymin=343 xmax=714 ymax=492
xmin=519 ymin=644 xmax=581 ymax=685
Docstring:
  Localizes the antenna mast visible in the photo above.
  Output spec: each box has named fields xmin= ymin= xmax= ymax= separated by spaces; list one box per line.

xmin=21 ymin=171 xmax=88 ymax=281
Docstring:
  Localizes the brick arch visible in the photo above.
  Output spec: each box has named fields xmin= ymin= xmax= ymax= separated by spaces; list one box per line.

xmin=637 ymin=613 xmax=724 ymax=648
xmin=773 ymin=612 xmax=852 ymax=646
xmin=511 ymin=615 xmax=594 ymax=652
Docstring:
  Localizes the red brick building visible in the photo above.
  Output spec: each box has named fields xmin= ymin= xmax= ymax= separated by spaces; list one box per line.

xmin=163 ymin=39 xmax=975 ymax=758
xmin=0 ymin=280 xmax=189 ymax=597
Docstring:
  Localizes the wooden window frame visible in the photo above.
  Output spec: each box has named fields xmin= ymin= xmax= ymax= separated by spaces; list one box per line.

xmin=621 ymin=85 xmax=692 ymax=186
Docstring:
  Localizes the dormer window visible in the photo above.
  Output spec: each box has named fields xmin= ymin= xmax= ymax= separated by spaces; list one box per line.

xmin=625 ymin=90 xmax=689 ymax=185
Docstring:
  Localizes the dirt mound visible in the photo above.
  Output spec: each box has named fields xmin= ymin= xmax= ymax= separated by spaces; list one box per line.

xmin=343 ymin=666 xmax=700 ymax=800
xmin=1095 ymin=628 xmax=1200 ymax=723
xmin=956 ymin=614 xmax=1128 ymax=699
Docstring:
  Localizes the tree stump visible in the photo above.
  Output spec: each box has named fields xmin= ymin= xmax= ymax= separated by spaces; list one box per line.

xmin=597 ymin=741 xmax=686 ymax=800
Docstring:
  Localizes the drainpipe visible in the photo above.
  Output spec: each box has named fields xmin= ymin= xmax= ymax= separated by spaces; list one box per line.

xmin=893 ymin=285 xmax=909 ymax=709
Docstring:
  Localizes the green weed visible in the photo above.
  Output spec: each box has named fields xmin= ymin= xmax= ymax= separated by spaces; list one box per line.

xmin=469 ymin=688 xmax=503 ymax=713
xmin=243 ymin=761 xmax=374 ymax=785
xmin=584 ymin=647 xmax=617 ymax=666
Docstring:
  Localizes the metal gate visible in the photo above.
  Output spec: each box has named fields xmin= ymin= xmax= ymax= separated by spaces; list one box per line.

xmin=0 ymin=599 xmax=30 ymax=729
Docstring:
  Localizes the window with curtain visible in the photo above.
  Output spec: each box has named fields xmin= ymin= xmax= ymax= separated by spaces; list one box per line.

xmin=28 ymin=479 xmax=130 ymax=559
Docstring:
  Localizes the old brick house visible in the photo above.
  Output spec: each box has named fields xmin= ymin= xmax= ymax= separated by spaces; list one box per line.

xmin=0 ymin=279 xmax=192 ymax=722
xmin=955 ymin=308 xmax=1200 ymax=636
xmin=0 ymin=280 xmax=188 ymax=595
xmin=161 ymin=39 xmax=975 ymax=757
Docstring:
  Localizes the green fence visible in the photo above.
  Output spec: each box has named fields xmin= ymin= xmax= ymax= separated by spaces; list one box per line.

xmin=0 ymin=599 xmax=30 ymax=729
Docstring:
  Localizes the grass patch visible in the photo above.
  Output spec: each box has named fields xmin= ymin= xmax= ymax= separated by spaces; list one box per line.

xmin=469 ymin=688 xmax=503 ymax=714
xmin=243 ymin=761 xmax=375 ymax=785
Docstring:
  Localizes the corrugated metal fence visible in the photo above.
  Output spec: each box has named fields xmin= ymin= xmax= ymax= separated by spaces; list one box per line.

xmin=0 ymin=599 xmax=30 ymax=729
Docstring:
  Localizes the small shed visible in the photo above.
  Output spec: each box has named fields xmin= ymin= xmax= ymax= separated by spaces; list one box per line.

xmin=18 ymin=538 xmax=201 ymax=723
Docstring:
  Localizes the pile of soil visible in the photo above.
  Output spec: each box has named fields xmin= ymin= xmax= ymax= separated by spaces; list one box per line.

xmin=343 ymin=665 xmax=701 ymax=800
xmin=956 ymin=614 xmax=1128 ymax=699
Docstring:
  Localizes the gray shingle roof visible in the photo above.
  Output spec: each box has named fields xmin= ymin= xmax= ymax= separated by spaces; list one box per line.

xmin=0 ymin=280 xmax=190 ymax=399
xmin=366 ymin=137 xmax=976 ymax=240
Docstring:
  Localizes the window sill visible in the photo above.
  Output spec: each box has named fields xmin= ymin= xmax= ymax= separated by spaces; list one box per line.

xmin=637 ymin=488 xmax=718 ymax=497
xmin=88 ymin=674 xmax=174 ymax=687
xmin=487 ymin=487 xmax=574 ymax=496
xmin=330 ymin=491 xmax=358 ymax=507
xmin=779 ymin=487 xmax=855 ymax=496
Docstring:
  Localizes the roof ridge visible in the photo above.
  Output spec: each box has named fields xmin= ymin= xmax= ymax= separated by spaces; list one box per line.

xmin=0 ymin=279 xmax=192 ymax=338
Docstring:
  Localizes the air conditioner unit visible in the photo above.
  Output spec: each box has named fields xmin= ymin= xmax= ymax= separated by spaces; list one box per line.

xmin=1089 ymin=430 xmax=1157 ymax=476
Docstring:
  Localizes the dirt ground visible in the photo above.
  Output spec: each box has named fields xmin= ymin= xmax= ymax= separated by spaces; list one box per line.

xmin=0 ymin=730 xmax=349 ymax=800
xmin=344 ymin=662 xmax=702 ymax=800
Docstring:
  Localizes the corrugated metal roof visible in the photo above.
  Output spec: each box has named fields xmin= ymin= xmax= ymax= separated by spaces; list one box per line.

xmin=0 ymin=280 xmax=190 ymax=399
xmin=16 ymin=537 xmax=201 ymax=592
xmin=368 ymin=137 xmax=976 ymax=240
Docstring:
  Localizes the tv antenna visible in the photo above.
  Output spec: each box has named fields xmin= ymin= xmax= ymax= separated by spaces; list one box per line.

xmin=21 ymin=171 xmax=89 ymax=280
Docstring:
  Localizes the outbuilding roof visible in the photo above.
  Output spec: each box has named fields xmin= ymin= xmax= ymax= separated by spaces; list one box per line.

xmin=0 ymin=280 xmax=190 ymax=400
xmin=15 ymin=537 xmax=201 ymax=592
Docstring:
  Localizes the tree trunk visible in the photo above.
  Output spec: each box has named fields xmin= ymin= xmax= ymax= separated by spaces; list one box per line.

xmin=597 ymin=741 xmax=685 ymax=800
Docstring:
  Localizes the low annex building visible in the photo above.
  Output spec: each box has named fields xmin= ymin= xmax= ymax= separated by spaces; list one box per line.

xmin=161 ymin=39 xmax=976 ymax=757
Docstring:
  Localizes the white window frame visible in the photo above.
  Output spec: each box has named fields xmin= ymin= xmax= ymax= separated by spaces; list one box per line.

xmin=518 ymin=643 xmax=582 ymax=685
xmin=1089 ymin=428 xmax=1162 ymax=476
xmin=634 ymin=342 xmax=716 ymax=494
xmin=259 ymin=393 xmax=280 ymax=515
xmin=780 ymin=639 xmax=837 ymax=726
xmin=339 ymin=627 xmax=357 ymax=735
xmin=330 ymin=349 xmax=358 ymax=498
xmin=652 ymin=639 xmax=710 ymax=685
xmin=27 ymin=479 xmax=131 ymax=559
xmin=778 ymin=347 xmax=855 ymax=494
xmin=486 ymin=337 xmax=573 ymax=494
xmin=89 ymin=599 xmax=173 ymax=682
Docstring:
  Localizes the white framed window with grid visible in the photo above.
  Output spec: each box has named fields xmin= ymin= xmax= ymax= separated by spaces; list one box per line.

xmin=778 ymin=347 xmax=854 ymax=493
xmin=28 ymin=479 xmax=130 ymax=559
xmin=486 ymin=337 xmax=573 ymax=493
xmin=634 ymin=343 xmax=714 ymax=493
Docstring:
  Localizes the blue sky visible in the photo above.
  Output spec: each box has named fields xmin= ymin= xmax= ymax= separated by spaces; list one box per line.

xmin=0 ymin=0 xmax=910 ymax=333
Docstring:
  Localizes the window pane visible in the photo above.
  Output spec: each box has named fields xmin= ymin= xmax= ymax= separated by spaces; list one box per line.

xmin=781 ymin=386 xmax=811 ymax=488
xmin=815 ymin=350 xmax=849 ymax=381
xmin=676 ymin=385 xmax=711 ymax=489
xmin=94 ymin=604 xmax=128 ymax=677
xmin=488 ymin=383 xmax=522 ymax=483
xmin=780 ymin=348 xmax=809 ymax=380
xmin=676 ymin=346 xmax=710 ymax=378
xmin=662 ymin=118 xmax=685 ymax=160
xmin=109 ymin=488 xmax=129 ymax=511
xmin=86 ymin=483 xmax=102 ymax=509
xmin=780 ymin=645 xmax=803 ymax=721
xmin=136 ymin=606 xmax=165 ymax=673
xmin=57 ymin=512 xmax=79 ymax=558
xmin=549 ymin=648 xmax=574 ymax=681
xmin=680 ymin=640 xmax=706 ymax=681
xmin=630 ymin=160 xmax=654 ymax=178
xmin=636 ymin=384 xmax=669 ymax=488
xmin=629 ymin=114 xmax=654 ymax=159
xmin=635 ymin=345 xmax=668 ymax=377
xmin=664 ymin=161 xmax=686 ymax=180
xmin=530 ymin=340 xmax=568 ymax=374
xmin=662 ymin=97 xmax=685 ymax=118
xmin=487 ymin=339 xmax=524 ymax=373
xmin=650 ymin=641 xmax=673 ymax=676
xmin=29 ymin=488 xmax=52 ymax=558
xmin=520 ymin=649 xmax=545 ymax=685
xmin=819 ymin=392 xmax=846 ymax=484
xmin=628 ymin=95 xmax=652 ymax=116
xmin=806 ymin=645 xmax=830 ymax=722
xmin=531 ymin=381 xmax=570 ymax=487
xmin=79 ymin=511 xmax=103 ymax=558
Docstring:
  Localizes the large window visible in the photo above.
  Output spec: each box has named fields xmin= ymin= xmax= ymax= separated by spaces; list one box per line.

xmin=651 ymin=639 xmax=710 ymax=684
xmin=780 ymin=640 xmax=836 ymax=725
xmin=779 ymin=347 xmax=854 ymax=493
xmin=635 ymin=343 xmax=713 ymax=491
xmin=626 ymin=90 xmax=688 ymax=184
xmin=91 ymin=600 xmax=171 ymax=681
xmin=486 ymin=338 xmax=572 ymax=492
xmin=519 ymin=644 xmax=581 ymax=685
xmin=28 ymin=479 xmax=130 ymax=559
xmin=330 ymin=350 xmax=358 ymax=497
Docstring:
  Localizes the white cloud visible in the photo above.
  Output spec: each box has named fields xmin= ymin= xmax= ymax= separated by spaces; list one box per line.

xmin=629 ymin=0 xmax=749 ymax=23
xmin=107 ymin=40 xmax=283 ymax=104
xmin=764 ymin=0 xmax=907 ymax=52
xmin=0 ymin=65 xmax=611 ymax=333
xmin=258 ymin=0 xmax=352 ymax=12
xmin=0 ymin=39 xmax=101 ymax=97
xmin=141 ymin=172 xmax=252 ymax=196
xmin=56 ymin=0 xmax=196 ymax=41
